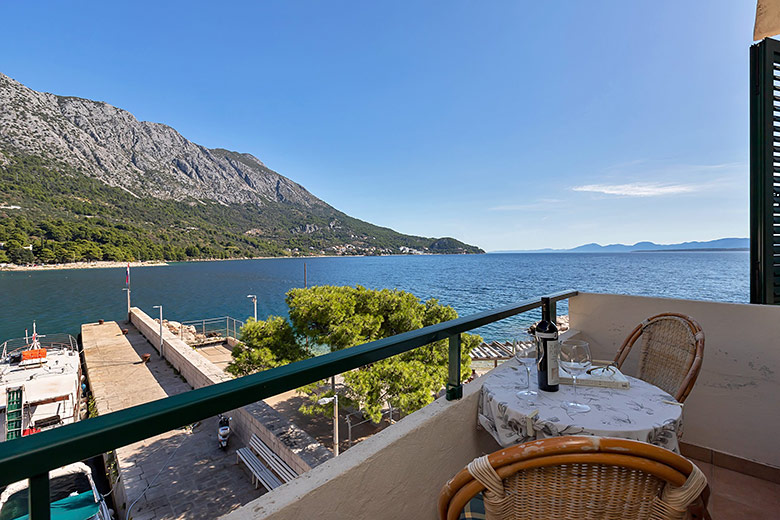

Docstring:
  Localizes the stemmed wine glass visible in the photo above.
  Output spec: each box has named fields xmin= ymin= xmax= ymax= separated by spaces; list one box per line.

xmin=559 ymin=339 xmax=592 ymax=412
xmin=514 ymin=336 xmax=537 ymax=398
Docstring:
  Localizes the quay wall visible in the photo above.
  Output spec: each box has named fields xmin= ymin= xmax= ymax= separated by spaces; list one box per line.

xmin=130 ymin=308 xmax=331 ymax=474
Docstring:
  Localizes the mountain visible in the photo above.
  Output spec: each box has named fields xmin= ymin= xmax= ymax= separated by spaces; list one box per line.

xmin=493 ymin=238 xmax=749 ymax=254
xmin=0 ymin=73 xmax=482 ymax=263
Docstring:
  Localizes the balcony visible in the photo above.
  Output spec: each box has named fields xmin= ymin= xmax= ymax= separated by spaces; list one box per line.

xmin=1 ymin=291 xmax=778 ymax=519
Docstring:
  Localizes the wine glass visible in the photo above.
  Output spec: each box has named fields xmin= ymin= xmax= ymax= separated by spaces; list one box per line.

xmin=514 ymin=336 xmax=537 ymax=398
xmin=559 ymin=339 xmax=592 ymax=412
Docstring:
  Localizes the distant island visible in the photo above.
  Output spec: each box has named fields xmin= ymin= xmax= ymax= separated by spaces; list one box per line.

xmin=493 ymin=238 xmax=749 ymax=253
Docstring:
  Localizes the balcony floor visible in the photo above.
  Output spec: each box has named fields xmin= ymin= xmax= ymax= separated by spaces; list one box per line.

xmin=692 ymin=458 xmax=780 ymax=519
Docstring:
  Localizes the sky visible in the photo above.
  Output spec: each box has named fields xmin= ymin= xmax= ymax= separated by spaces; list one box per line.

xmin=0 ymin=1 xmax=755 ymax=251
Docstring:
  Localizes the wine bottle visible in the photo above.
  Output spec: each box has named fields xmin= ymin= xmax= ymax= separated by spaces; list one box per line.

xmin=535 ymin=297 xmax=559 ymax=392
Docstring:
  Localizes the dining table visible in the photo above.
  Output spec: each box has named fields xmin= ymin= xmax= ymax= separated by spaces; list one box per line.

xmin=477 ymin=357 xmax=683 ymax=453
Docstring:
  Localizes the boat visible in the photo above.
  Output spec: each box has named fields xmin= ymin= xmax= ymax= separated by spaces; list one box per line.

xmin=0 ymin=462 xmax=112 ymax=520
xmin=0 ymin=324 xmax=83 ymax=440
xmin=0 ymin=325 xmax=111 ymax=519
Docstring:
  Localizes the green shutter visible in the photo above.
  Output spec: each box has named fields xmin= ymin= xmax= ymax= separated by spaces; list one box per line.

xmin=750 ymin=38 xmax=780 ymax=304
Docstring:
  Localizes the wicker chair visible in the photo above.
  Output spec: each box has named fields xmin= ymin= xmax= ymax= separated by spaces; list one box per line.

xmin=612 ymin=313 xmax=705 ymax=403
xmin=438 ymin=436 xmax=710 ymax=520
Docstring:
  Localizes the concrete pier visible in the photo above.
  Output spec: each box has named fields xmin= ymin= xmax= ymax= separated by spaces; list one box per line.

xmin=82 ymin=321 xmax=259 ymax=520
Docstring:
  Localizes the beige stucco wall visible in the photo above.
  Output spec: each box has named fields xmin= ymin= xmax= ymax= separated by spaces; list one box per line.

xmin=220 ymin=373 xmax=500 ymax=520
xmin=569 ymin=292 xmax=780 ymax=468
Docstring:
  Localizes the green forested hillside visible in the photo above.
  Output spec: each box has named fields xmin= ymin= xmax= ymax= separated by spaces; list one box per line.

xmin=0 ymin=153 xmax=483 ymax=264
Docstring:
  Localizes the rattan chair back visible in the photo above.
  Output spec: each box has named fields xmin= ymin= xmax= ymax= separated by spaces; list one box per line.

xmin=613 ymin=313 xmax=704 ymax=403
xmin=438 ymin=436 xmax=710 ymax=520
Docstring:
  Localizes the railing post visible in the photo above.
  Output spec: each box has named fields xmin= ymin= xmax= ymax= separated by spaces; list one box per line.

xmin=549 ymin=299 xmax=557 ymax=326
xmin=446 ymin=333 xmax=462 ymax=400
xmin=29 ymin=473 xmax=50 ymax=520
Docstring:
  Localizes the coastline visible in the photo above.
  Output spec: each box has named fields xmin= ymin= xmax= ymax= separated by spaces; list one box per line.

xmin=0 ymin=251 xmax=483 ymax=273
xmin=0 ymin=260 xmax=169 ymax=272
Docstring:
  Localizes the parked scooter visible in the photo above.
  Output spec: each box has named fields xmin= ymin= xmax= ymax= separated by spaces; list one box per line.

xmin=217 ymin=415 xmax=231 ymax=450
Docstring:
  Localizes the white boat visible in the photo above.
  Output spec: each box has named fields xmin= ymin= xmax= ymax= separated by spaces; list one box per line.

xmin=0 ymin=326 xmax=111 ymax=519
xmin=0 ymin=324 xmax=82 ymax=440
xmin=0 ymin=462 xmax=112 ymax=520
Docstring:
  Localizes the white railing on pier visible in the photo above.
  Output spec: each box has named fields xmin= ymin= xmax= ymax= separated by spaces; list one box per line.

xmin=175 ymin=316 xmax=245 ymax=345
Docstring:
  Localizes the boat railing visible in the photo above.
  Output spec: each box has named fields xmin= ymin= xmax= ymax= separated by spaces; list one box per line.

xmin=0 ymin=290 xmax=577 ymax=519
xmin=1 ymin=333 xmax=78 ymax=358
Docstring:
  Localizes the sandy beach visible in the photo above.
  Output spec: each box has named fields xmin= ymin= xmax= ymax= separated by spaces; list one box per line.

xmin=0 ymin=260 xmax=169 ymax=272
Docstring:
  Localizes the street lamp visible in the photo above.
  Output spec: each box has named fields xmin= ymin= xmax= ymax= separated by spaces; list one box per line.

xmin=152 ymin=305 xmax=163 ymax=358
xmin=247 ymin=294 xmax=257 ymax=321
xmin=317 ymin=394 xmax=339 ymax=456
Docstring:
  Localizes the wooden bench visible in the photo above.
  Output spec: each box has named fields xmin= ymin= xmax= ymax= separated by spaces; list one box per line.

xmin=249 ymin=434 xmax=299 ymax=483
xmin=237 ymin=447 xmax=282 ymax=491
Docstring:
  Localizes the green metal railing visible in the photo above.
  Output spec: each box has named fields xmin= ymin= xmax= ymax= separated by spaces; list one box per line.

xmin=0 ymin=290 xmax=577 ymax=519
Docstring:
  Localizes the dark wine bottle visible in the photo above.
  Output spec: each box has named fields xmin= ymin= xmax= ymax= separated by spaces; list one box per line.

xmin=535 ymin=297 xmax=559 ymax=392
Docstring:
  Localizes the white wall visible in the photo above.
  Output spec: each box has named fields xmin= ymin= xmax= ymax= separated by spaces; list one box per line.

xmin=569 ymin=293 xmax=780 ymax=468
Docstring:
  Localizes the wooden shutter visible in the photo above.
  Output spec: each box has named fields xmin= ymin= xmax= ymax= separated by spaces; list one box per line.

xmin=750 ymin=38 xmax=780 ymax=304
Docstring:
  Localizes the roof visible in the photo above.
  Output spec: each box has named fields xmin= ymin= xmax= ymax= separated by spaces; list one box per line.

xmin=469 ymin=341 xmax=516 ymax=360
xmin=0 ymin=349 xmax=80 ymax=408
xmin=9 ymin=491 xmax=98 ymax=520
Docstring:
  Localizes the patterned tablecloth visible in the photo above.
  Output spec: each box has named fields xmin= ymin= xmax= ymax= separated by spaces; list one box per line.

xmin=478 ymin=358 xmax=683 ymax=452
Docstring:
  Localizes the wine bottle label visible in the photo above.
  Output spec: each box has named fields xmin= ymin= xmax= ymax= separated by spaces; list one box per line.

xmin=547 ymin=340 xmax=559 ymax=385
xmin=537 ymin=331 xmax=557 ymax=340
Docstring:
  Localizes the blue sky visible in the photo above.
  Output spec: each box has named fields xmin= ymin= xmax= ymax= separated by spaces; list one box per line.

xmin=0 ymin=1 xmax=753 ymax=251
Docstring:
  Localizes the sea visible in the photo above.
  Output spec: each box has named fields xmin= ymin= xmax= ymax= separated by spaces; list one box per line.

xmin=0 ymin=252 xmax=749 ymax=344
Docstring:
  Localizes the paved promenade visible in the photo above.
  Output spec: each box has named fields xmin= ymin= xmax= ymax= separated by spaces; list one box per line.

xmin=82 ymin=321 xmax=259 ymax=520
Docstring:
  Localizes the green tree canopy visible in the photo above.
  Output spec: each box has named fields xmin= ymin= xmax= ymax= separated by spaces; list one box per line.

xmin=235 ymin=285 xmax=479 ymax=423
xmin=226 ymin=316 xmax=310 ymax=377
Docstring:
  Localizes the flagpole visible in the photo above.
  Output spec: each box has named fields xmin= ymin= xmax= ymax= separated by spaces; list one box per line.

xmin=123 ymin=263 xmax=131 ymax=320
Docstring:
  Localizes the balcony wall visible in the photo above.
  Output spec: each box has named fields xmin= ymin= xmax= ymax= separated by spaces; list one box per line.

xmin=569 ymin=292 xmax=780 ymax=469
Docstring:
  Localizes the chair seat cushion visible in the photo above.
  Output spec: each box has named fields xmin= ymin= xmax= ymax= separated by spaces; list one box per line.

xmin=458 ymin=492 xmax=486 ymax=519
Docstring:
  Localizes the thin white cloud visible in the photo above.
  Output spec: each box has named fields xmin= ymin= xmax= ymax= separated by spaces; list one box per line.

xmin=572 ymin=182 xmax=697 ymax=197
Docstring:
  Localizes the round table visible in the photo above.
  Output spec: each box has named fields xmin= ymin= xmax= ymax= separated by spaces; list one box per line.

xmin=477 ymin=358 xmax=683 ymax=453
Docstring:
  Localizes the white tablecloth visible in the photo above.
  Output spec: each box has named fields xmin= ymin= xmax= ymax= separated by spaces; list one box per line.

xmin=478 ymin=358 xmax=683 ymax=452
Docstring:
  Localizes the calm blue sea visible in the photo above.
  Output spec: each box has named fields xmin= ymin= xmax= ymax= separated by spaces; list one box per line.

xmin=0 ymin=252 xmax=748 ymax=344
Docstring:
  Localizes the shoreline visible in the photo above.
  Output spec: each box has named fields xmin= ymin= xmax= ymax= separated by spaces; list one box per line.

xmin=0 ymin=260 xmax=170 ymax=272
xmin=0 ymin=252 xmax=480 ymax=272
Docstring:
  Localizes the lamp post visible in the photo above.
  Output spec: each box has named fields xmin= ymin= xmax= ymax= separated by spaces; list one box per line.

xmin=317 ymin=394 xmax=339 ymax=456
xmin=247 ymin=294 xmax=257 ymax=321
xmin=152 ymin=305 xmax=163 ymax=358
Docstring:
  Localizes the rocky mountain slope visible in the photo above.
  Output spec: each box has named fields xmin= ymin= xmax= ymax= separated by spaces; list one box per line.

xmin=0 ymin=73 xmax=320 ymax=206
xmin=0 ymin=73 xmax=482 ymax=262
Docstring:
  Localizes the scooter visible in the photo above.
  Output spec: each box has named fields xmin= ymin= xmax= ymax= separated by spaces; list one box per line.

xmin=217 ymin=414 xmax=231 ymax=450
